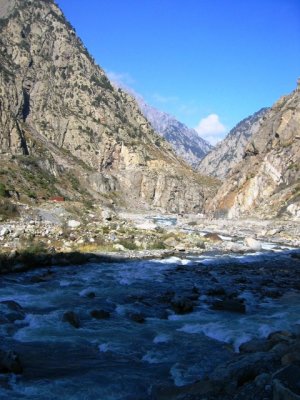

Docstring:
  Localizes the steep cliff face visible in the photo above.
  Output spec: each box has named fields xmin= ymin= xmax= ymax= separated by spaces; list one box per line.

xmin=209 ymin=82 xmax=300 ymax=219
xmin=133 ymin=94 xmax=213 ymax=168
xmin=0 ymin=0 xmax=218 ymax=212
xmin=198 ymin=108 xmax=268 ymax=180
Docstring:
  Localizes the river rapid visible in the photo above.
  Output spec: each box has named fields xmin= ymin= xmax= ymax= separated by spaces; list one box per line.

xmin=0 ymin=247 xmax=300 ymax=399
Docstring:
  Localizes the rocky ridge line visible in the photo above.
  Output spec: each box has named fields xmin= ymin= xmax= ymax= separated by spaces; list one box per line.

xmin=208 ymin=81 xmax=300 ymax=219
xmin=0 ymin=0 xmax=218 ymax=213
xmin=198 ymin=107 xmax=268 ymax=180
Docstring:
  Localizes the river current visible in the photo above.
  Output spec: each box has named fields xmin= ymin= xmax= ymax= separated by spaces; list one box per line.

xmin=0 ymin=248 xmax=300 ymax=399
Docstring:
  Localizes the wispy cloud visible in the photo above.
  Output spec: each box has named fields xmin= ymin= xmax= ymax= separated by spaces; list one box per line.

xmin=106 ymin=71 xmax=135 ymax=87
xmin=152 ymin=93 xmax=179 ymax=104
xmin=195 ymin=114 xmax=227 ymax=145
xmin=178 ymin=104 xmax=201 ymax=117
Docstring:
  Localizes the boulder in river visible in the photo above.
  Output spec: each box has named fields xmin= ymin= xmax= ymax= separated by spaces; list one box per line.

xmin=239 ymin=338 xmax=273 ymax=353
xmin=0 ymin=300 xmax=25 ymax=322
xmin=90 ymin=309 xmax=110 ymax=319
xmin=128 ymin=312 xmax=145 ymax=323
xmin=171 ymin=296 xmax=194 ymax=314
xmin=272 ymin=364 xmax=300 ymax=400
xmin=204 ymin=232 xmax=222 ymax=242
xmin=0 ymin=349 xmax=23 ymax=374
xmin=244 ymin=237 xmax=262 ymax=251
xmin=62 ymin=311 xmax=80 ymax=328
xmin=212 ymin=298 xmax=246 ymax=313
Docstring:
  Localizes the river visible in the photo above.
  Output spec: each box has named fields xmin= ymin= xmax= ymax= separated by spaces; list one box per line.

xmin=0 ymin=247 xmax=300 ymax=399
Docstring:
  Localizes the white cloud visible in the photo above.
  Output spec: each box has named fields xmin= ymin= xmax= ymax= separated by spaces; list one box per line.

xmin=194 ymin=114 xmax=227 ymax=145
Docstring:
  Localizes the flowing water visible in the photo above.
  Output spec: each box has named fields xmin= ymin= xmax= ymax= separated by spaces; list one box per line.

xmin=0 ymin=248 xmax=300 ymax=399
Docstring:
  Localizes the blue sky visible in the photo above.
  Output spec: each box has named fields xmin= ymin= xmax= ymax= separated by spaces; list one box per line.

xmin=56 ymin=0 xmax=300 ymax=144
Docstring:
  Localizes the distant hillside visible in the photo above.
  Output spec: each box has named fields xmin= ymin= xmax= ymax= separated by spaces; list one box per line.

xmin=133 ymin=93 xmax=213 ymax=168
xmin=0 ymin=0 xmax=218 ymax=213
xmin=208 ymin=82 xmax=300 ymax=219
xmin=198 ymin=108 xmax=268 ymax=180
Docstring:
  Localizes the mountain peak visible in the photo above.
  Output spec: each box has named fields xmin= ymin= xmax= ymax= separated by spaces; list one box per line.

xmin=0 ymin=0 xmax=218 ymax=212
xmin=113 ymin=84 xmax=213 ymax=168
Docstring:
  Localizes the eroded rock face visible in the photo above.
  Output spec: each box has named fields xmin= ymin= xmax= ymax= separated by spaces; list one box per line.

xmin=0 ymin=0 xmax=218 ymax=212
xmin=208 ymin=82 xmax=300 ymax=219
xmin=133 ymin=91 xmax=213 ymax=168
xmin=198 ymin=108 xmax=268 ymax=180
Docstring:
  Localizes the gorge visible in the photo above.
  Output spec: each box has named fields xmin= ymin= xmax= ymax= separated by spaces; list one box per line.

xmin=0 ymin=0 xmax=299 ymax=399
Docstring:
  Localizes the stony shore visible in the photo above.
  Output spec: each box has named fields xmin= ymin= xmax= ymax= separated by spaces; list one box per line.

xmin=1 ymin=201 xmax=300 ymax=399
xmin=1 ymin=201 xmax=299 ymax=274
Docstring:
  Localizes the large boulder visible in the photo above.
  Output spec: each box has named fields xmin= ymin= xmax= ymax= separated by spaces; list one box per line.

xmin=244 ymin=237 xmax=262 ymax=251
xmin=90 ymin=309 xmax=110 ymax=319
xmin=0 ymin=300 xmax=25 ymax=322
xmin=273 ymin=364 xmax=300 ymax=400
xmin=212 ymin=298 xmax=246 ymax=313
xmin=62 ymin=311 xmax=80 ymax=328
xmin=239 ymin=338 xmax=273 ymax=353
xmin=171 ymin=296 xmax=194 ymax=314
xmin=67 ymin=220 xmax=81 ymax=228
xmin=128 ymin=312 xmax=145 ymax=323
xmin=0 ymin=349 xmax=23 ymax=374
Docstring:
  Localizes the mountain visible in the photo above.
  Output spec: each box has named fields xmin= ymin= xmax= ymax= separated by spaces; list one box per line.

xmin=208 ymin=82 xmax=300 ymax=219
xmin=0 ymin=0 xmax=219 ymax=213
xmin=133 ymin=94 xmax=213 ymax=168
xmin=198 ymin=108 xmax=268 ymax=180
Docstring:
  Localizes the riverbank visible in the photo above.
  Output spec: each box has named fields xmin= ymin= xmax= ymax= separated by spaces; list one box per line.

xmin=1 ymin=201 xmax=299 ymax=275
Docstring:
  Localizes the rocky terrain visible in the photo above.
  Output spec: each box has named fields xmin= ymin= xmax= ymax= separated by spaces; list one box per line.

xmin=0 ymin=0 xmax=218 ymax=214
xmin=198 ymin=108 xmax=268 ymax=179
xmin=133 ymin=92 xmax=213 ymax=168
xmin=0 ymin=199 xmax=299 ymax=274
xmin=0 ymin=216 xmax=299 ymax=399
xmin=207 ymin=82 xmax=300 ymax=219
xmin=0 ymin=1 xmax=300 ymax=399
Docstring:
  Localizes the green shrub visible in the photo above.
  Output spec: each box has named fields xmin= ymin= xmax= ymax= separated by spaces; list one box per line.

xmin=147 ymin=241 xmax=166 ymax=250
xmin=0 ymin=199 xmax=19 ymax=220
xmin=0 ymin=183 xmax=8 ymax=197
xmin=118 ymin=239 xmax=138 ymax=250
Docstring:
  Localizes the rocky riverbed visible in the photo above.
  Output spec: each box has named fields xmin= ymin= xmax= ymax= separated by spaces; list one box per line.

xmin=0 ymin=201 xmax=299 ymax=273
xmin=0 ymin=247 xmax=300 ymax=399
xmin=0 ymin=201 xmax=300 ymax=399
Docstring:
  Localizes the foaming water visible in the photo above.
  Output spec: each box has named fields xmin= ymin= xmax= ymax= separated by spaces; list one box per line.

xmin=0 ymin=249 xmax=299 ymax=399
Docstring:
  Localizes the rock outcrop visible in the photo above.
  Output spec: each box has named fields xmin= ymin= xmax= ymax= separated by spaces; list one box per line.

xmin=0 ymin=0 xmax=218 ymax=212
xmin=198 ymin=108 xmax=268 ymax=179
xmin=208 ymin=81 xmax=300 ymax=219
xmin=133 ymin=93 xmax=213 ymax=168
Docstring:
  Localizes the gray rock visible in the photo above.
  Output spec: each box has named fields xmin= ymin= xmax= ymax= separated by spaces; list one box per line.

xmin=210 ymin=352 xmax=277 ymax=391
xmin=244 ymin=237 xmax=262 ymax=251
xmin=0 ymin=349 xmax=23 ymax=374
xmin=62 ymin=311 xmax=80 ymax=328
xmin=239 ymin=338 xmax=273 ymax=353
xmin=0 ymin=227 xmax=10 ymax=237
xmin=171 ymin=296 xmax=194 ymax=314
xmin=273 ymin=364 xmax=300 ymax=400
xmin=67 ymin=220 xmax=81 ymax=228
xmin=90 ymin=310 xmax=110 ymax=319
xmin=255 ymin=372 xmax=271 ymax=388
xmin=128 ymin=312 xmax=145 ymax=323
xmin=212 ymin=298 xmax=246 ymax=313
xmin=0 ymin=300 xmax=25 ymax=322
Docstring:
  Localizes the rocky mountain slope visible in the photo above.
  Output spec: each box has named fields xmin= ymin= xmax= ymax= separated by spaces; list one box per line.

xmin=198 ymin=108 xmax=268 ymax=179
xmin=208 ymin=81 xmax=300 ymax=219
xmin=0 ymin=0 xmax=218 ymax=213
xmin=133 ymin=93 xmax=213 ymax=168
